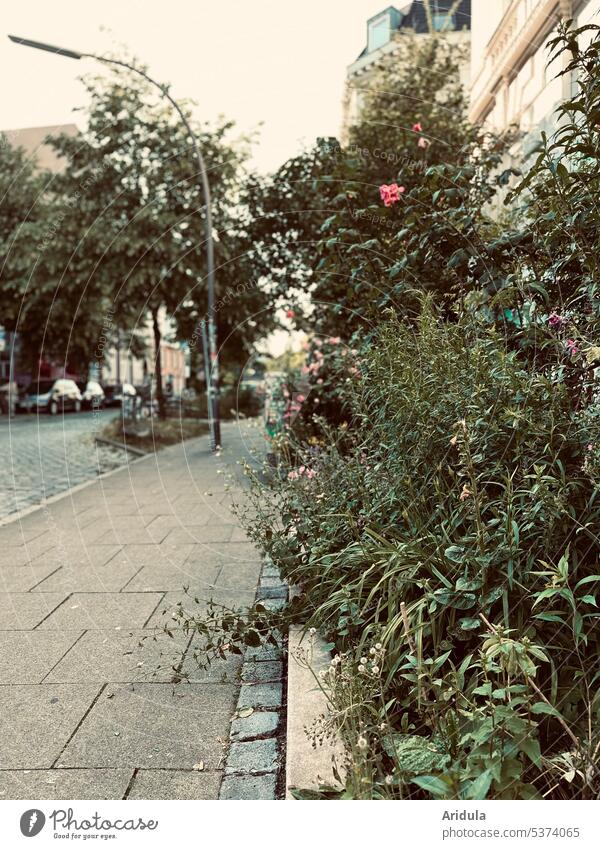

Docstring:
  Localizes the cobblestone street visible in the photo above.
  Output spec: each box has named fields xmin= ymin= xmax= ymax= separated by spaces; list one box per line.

xmin=0 ymin=411 xmax=125 ymax=520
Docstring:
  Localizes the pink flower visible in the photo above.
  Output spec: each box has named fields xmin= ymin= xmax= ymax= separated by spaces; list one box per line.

xmin=286 ymin=309 xmax=295 ymax=318
xmin=305 ymin=469 xmax=316 ymax=480
xmin=548 ymin=312 xmax=565 ymax=330
xmin=317 ymin=378 xmax=323 ymax=385
xmin=379 ymin=183 xmax=405 ymax=207
xmin=288 ymin=471 xmax=299 ymax=480
xmin=296 ymin=394 xmax=306 ymax=403
xmin=412 ymin=122 xmax=423 ymax=133
xmin=567 ymin=339 xmax=579 ymax=354
xmin=418 ymin=137 xmax=430 ymax=149
xmin=327 ymin=337 xmax=341 ymax=345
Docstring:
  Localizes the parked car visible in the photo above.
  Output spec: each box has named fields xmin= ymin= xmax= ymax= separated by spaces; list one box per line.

xmin=18 ymin=378 xmax=82 ymax=415
xmin=103 ymin=382 xmax=136 ymax=407
xmin=76 ymin=380 xmax=105 ymax=409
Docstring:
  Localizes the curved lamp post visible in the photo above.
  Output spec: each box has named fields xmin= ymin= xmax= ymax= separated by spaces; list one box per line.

xmin=8 ymin=34 xmax=221 ymax=451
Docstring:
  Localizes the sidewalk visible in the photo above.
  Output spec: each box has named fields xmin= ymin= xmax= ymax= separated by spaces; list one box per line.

xmin=0 ymin=419 xmax=266 ymax=800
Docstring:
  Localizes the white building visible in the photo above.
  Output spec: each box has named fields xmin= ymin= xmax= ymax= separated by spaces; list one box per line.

xmin=470 ymin=0 xmax=600 ymax=149
xmin=342 ymin=1 xmax=472 ymax=141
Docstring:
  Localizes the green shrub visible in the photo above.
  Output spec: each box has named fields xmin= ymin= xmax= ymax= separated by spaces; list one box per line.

xmin=237 ymin=306 xmax=600 ymax=799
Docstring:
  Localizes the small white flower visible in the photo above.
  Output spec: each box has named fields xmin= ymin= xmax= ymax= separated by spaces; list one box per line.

xmin=357 ymin=736 xmax=368 ymax=750
xmin=369 ymin=647 xmax=377 ymax=656
xmin=385 ymin=775 xmax=394 ymax=786
xmin=360 ymin=656 xmax=368 ymax=665
xmin=319 ymin=669 xmax=328 ymax=679
xmin=358 ymin=664 xmax=366 ymax=673
xmin=371 ymin=665 xmax=380 ymax=675
xmin=375 ymin=642 xmax=382 ymax=651
xmin=309 ymin=627 xmax=316 ymax=636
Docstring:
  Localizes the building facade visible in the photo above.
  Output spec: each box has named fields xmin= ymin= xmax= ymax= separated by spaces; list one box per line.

xmin=469 ymin=0 xmax=600 ymax=146
xmin=342 ymin=1 xmax=472 ymax=140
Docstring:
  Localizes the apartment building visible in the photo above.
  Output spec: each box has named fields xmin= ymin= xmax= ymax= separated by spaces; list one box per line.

xmin=342 ymin=1 xmax=472 ymax=141
xmin=470 ymin=0 xmax=600 ymax=148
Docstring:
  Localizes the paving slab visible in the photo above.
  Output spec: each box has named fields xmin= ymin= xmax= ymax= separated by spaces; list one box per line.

xmin=162 ymin=525 xmax=236 ymax=545
xmin=0 ymin=564 xmax=59 ymax=592
xmin=145 ymin=589 xmax=256 ymax=629
xmin=0 ymin=684 xmax=101 ymax=768
xmin=123 ymin=561 xmax=219 ymax=592
xmin=107 ymin=544 xmax=193 ymax=569
xmin=0 ymin=592 xmax=67 ymax=630
xmin=35 ymin=561 xmax=140 ymax=593
xmin=127 ymin=769 xmax=221 ymax=800
xmin=0 ymin=768 xmax=132 ymax=800
xmin=36 ymin=592 xmax=163 ymax=631
xmin=30 ymin=545 xmax=123 ymax=570
xmin=58 ymin=683 xmax=236 ymax=770
xmin=0 ymin=421 xmax=265 ymax=798
xmin=45 ymin=629 xmax=190 ymax=684
xmin=0 ymin=631 xmax=84 ymax=683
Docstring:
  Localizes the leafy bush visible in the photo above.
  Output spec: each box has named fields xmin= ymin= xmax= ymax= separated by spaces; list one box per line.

xmin=235 ymin=306 xmax=600 ymax=799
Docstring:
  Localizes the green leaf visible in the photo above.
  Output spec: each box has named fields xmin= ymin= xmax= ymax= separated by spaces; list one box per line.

xmin=464 ymin=770 xmax=492 ymax=800
xmin=412 ymin=775 xmax=449 ymax=797
xmin=519 ymin=736 xmax=542 ymax=767
xmin=444 ymin=545 xmax=465 ymax=563
xmin=530 ymin=701 xmax=561 ymax=717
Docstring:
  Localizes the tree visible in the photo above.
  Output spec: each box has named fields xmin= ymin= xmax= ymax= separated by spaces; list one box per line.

xmin=14 ymin=62 xmax=276 ymax=415
xmin=246 ymin=34 xmax=511 ymax=339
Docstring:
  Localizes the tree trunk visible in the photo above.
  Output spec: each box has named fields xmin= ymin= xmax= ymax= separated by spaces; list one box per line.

xmin=152 ymin=309 xmax=166 ymax=420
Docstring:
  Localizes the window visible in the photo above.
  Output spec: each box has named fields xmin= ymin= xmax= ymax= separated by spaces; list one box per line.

xmin=368 ymin=14 xmax=391 ymax=52
xmin=432 ymin=13 xmax=455 ymax=31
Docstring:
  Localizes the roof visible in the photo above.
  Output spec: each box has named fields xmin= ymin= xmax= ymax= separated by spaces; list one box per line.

xmin=355 ymin=1 xmax=472 ymax=61
xmin=1 ymin=124 xmax=79 ymax=173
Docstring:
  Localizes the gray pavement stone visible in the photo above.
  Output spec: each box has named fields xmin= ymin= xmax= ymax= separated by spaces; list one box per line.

xmin=0 ymin=592 xmax=67 ymax=629
xmin=58 ymin=683 xmax=236 ymax=770
xmin=107 ymin=544 xmax=194 ymax=569
xmin=237 ymin=682 xmax=283 ymax=710
xmin=0 ymin=684 xmax=101 ymax=768
xmin=36 ymin=592 xmax=163 ymax=631
xmin=31 ymin=545 xmax=123 ymax=570
xmin=127 ymin=769 xmax=222 ymax=800
xmin=225 ymin=738 xmax=278 ymax=775
xmin=45 ymin=629 xmax=190 ymax=684
xmin=162 ymin=525 xmax=236 ymax=546
xmin=219 ymin=773 xmax=277 ymax=800
xmin=244 ymin=643 xmax=283 ymax=662
xmin=0 ymin=631 xmax=84 ymax=683
xmin=145 ymin=589 xmax=256 ymax=629
xmin=0 ymin=564 xmax=59 ymax=592
xmin=256 ymin=584 xmax=288 ymax=600
xmin=0 ymin=768 xmax=133 ymax=800
xmin=35 ymin=561 xmax=140 ymax=593
xmin=241 ymin=661 xmax=283 ymax=684
xmin=230 ymin=711 xmax=279 ymax=742
xmin=123 ymin=561 xmax=219 ymax=592
xmin=0 ymin=421 xmax=267 ymax=799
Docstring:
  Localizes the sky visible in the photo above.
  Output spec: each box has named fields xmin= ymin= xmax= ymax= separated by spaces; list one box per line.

xmin=1 ymin=0 xmax=399 ymax=173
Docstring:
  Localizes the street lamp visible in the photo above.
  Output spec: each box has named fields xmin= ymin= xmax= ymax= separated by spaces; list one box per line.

xmin=8 ymin=34 xmax=222 ymax=451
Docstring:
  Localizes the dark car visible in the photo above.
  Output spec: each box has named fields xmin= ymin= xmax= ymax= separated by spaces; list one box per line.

xmin=18 ymin=378 xmax=82 ymax=415
xmin=103 ymin=382 xmax=136 ymax=407
xmin=76 ymin=380 xmax=105 ymax=409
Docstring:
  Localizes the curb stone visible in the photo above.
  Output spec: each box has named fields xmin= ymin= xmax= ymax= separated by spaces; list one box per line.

xmin=218 ymin=558 xmax=287 ymax=800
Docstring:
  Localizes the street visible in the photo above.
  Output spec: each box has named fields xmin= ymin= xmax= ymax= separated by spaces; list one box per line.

xmin=0 ymin=410 xmax=126 ymax=520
